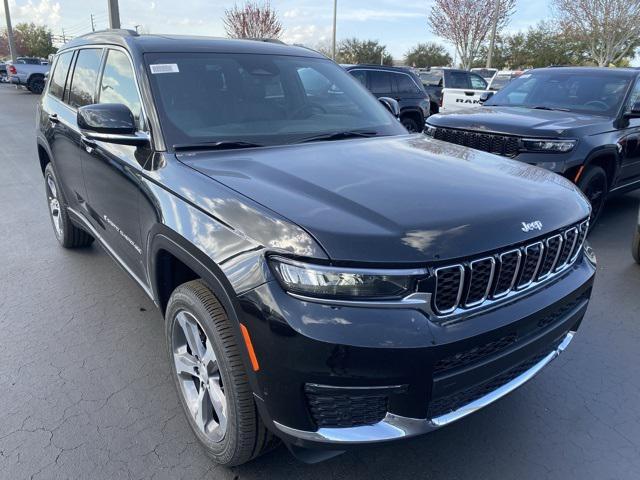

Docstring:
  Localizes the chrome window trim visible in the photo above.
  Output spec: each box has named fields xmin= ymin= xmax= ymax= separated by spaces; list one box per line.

xmin=464 ymin=257 xmax=496 ymax=307
xmin=491 ymin=249 xmax=522 ymax=299
xmin=433 ymin=265 xmax=465 ymax=314
xmin=273 ymin=331 xmax=576 ymax=444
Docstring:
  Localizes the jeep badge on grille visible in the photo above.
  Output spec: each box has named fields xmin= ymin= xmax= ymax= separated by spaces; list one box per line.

xmin=521 ymin=221 xmax=543 ymax=233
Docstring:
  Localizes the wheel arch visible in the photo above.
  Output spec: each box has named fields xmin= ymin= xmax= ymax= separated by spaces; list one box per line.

xmin=36 ymin=137 xmax=53 ymax=175
xmin=572 ymin=147 xmax=619 ymax=188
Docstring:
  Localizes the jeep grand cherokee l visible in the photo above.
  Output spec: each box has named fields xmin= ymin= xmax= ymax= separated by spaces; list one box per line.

xmin=426 ymin=67 xmax=640 ymax=226
xmin=36 ymin=30 xmax=595 ymax=466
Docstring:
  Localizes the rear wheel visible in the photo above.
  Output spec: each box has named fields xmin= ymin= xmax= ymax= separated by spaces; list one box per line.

xmin=28 ymin=75 xmax=45 ymax=94
xmin=44 ymin=163 xmax=94 ymax=248
xmin=577 ymin=166 xmax=608 ymax=229
xmin=165 ymin=280 xmax=277 ymax=466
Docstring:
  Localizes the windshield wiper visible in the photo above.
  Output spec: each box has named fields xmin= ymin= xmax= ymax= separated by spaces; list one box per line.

xmin=173 ymin=141 xmax=263 ymax=152
xmin=530 ymin=105 xmax=571 ymax=112
xmin=294 ymin=130 xmax=378 ymax=144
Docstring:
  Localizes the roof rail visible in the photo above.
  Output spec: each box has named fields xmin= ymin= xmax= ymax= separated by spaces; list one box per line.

xmin=76 ymin=28 xmax=139 ymax=40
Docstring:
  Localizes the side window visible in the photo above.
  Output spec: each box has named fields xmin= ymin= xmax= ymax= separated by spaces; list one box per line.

xmin=369 ymin=71 xmax=392 ymax=94
xmin=48 ymin=51 xmax=74 ymax=100
xmin=446 ymin=71 xmax=471 ymax=89
xmin=99 ymin=50 xmax=143 ymax=129
xmin=625 ymin=79 xmax=640 ymax=112
xmin=298 ymin=67 xmax=339 ymax=96
xmin=395 ymin=73 xmax=421 ymax=94
xmin=68 ymin=49 xmax=103 ymax=108
xmin=470 ymin=73 xmax=488 ymax=90
xmin=349 ymin=69 xmax=367 ymax=87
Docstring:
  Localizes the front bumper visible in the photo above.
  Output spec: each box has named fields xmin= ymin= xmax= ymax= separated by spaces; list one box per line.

xmin=274 ymin=331 xmax=574 ymax=444
xmin=237 ymin=254 xmax=595 ymax=449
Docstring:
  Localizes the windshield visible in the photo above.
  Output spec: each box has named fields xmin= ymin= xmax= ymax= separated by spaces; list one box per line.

xmin=145 ymin=52 xmax=405 ymax=148
xmin=485 ymin=70 xmax=632 ymax=116
xmin=489 ymin=75 xmax=512 ymax=91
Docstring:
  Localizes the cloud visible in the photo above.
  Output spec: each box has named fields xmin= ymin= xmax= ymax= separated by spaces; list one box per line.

xmin=283 ymin=24 xmax=332 ymax=46
xmin=150 ymin=1 xmax=157 ymax=10
xmin=338 ymin=8 xmax=423 ymax=22
xmin=19 ymin=0 xmax=61 ymax=25
xmin=283 ymin=8 xmax=301 ymax=19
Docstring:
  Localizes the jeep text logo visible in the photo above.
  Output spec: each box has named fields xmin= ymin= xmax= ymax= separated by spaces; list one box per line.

xmin=521 ymin=221 xmax=543 ymax=233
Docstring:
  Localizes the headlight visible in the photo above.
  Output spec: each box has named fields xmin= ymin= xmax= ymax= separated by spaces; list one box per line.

xmin=520 ymin=138 xmax=576 ymax=153
xmin=425 ymin=124 xmax=437 ymax=137
xmin=269 ymin=256 xmax=426 ymax=300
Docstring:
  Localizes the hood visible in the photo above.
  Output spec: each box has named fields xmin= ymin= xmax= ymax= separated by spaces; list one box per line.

xmin=428 ymin=106 xmax=613 ymax=137
xmin=179 ymin=135 xmax=590 ymax=264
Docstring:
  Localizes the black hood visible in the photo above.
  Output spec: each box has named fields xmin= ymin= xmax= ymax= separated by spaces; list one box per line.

xmin=179 ymin=135 xmax=590 ymax=264
xmin=428 ymin=106 xmax=614 ymax=137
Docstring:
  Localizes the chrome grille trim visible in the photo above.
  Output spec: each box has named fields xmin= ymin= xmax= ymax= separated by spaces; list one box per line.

xmin=538 ymin=234 xmax=564 ymax=281
xmin=430 ymin=219 xmax=589 ymax=320
xmin=464 ymin=257 xmax=496 ymax=307
xmin=433 ymin=265 xmax=465 ymax=314
xmin=492 ymin=249 xmax=522 ymax=299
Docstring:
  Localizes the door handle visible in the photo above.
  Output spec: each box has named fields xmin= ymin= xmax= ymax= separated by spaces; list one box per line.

xmin=464 ymin=91 xmax=475 ymax=96
xmin=48 ymin=113 xmax=59 ymax=123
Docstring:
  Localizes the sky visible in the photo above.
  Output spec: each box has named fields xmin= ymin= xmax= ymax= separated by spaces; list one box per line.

xmin=1 ymin=0 xmax=555 ymax=58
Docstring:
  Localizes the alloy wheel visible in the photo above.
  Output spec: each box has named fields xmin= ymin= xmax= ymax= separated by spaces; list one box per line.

xmin=46 ymin=174 xmax=63 ymax=238
xmin=171 ymin=310 xmax=228 ymax=443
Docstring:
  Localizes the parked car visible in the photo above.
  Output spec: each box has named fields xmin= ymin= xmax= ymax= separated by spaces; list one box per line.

xmin=488 ymin=70 xmax=523 ymax=91
xmin=7 ymin=57 xmax=49 ymax=93
xmin=344 ymin=64 xmax=430 ymax=132
xmin=471 ymin=67 xmax=498 ymax=82
xmin=419 ymin=67 xmax=489 ymax=113
xmin=37 ymin=30 xmax=595 ymax=466
xmin=0 ymin=62 xmax=7 ymax=82
xmin=633 ymin=205 xmax=640 ymax=263
xmin=426 ymin=67 xmax=640 ymax=226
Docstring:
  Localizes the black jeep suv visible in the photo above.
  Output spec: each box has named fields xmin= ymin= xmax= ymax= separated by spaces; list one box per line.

xmin=426 ymin=67 xmax=640 ymax=226
xmin=344 ymin=64 xmax=430 ymax=132
xmin=37 ymin=31 xmax=595 ymax=466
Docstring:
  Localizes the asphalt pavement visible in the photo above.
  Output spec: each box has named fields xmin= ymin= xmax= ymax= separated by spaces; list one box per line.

xmin=1 ymin=83 xmax=639 ymax=480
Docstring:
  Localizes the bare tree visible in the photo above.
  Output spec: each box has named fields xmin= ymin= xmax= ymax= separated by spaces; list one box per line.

xmin=428 ymin=0 xmax=515 ymax=70
xmin=553 ymin=0 xmax=640 ymax=66
xmin=223 ymin=1 xmax=283 ymax=40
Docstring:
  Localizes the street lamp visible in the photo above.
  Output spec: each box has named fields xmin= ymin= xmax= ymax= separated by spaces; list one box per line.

xmin=332 ymin=0 xmax=337 ymax=60
xmin=2 ymin=0 xmax=18 ymax=62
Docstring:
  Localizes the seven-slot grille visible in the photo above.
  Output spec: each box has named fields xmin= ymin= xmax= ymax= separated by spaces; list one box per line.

xmin=432 ymin=220 xmax=588 ymax=315
xmin=430 ymin=127 xmax=521 ymax=157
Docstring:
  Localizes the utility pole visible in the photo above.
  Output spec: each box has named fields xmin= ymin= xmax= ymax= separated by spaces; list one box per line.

xmin=61 ymin=28 xmax=66 ymax=43
xmin=90 ymin=13 xmax=96 ymax=32
xmin=108 ymin=0 xmax=121 ymax=29
xmin=331 ymin=0 xmax=337 ymax=60
xmin=2 ymin=0 xmax=18 ymax=62
xmin=486 ymin=0 xmax=500 ymax=68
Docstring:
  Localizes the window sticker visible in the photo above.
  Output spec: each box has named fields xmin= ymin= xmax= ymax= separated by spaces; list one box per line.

xmin=150 ymin=64 xmax=180 ymax=74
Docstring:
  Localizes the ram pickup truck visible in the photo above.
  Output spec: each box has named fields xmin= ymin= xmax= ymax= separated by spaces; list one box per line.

xmin=7 ymin=58 xmax=49 ymax=94
xmin=419 ymin=67 xmax=489 ymax=113
xmin=37 ymin=30 xmax=595 ymax=466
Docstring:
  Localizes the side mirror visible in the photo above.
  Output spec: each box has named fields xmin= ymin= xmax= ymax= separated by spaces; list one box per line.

xmin=77 ymin=103 xmax=149 ymax=146
xmin=378 ymin=97 xmax=400 ymax=118
xmin=479 ymin=91 xmax=494 ymax=104
xmin=625 ymin=101 xmax=640 ymax=118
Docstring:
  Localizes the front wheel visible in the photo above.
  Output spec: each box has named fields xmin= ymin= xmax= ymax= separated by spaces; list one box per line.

xmin=577 ymin=166 xmax=608 ymax=230
xmin=401 ymin=116 xmax=421 ymax=133
xmin=165 ymin=280 xmax=277 ymax=466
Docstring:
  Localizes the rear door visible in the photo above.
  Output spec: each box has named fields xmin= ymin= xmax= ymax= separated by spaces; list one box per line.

xmin=367 ymin=70 xmax=394 ymax=99
xmin=617 ymin=78 xmax=640 ymax=186
xmin=441 ymin=71 xmax=487 ymax=112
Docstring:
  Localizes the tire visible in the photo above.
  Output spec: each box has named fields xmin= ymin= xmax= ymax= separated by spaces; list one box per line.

xmin=401 ymin=116 xmax=421 ymax=133
xmin=27 ymin=75 xmax=45 ymax=94
xmin=576 ymin=166 xmax=608 ymax=229
xmin=633 ymin=229 xmax=640 ymax=264
xmin=165 ymin=280 xmax=277 ymax=466
xmin=44 ymin=163 xmax=94 ymax=248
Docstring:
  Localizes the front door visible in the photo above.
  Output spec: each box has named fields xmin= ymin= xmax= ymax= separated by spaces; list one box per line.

xmin=82 ymin=48 xmax=149 ymax=283
xmin=617 ymin=79 xmax=640 ymax=187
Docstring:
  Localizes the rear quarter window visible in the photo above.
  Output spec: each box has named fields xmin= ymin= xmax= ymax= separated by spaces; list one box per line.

xmin=48 ymin=51 xmax=74 ymax=100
